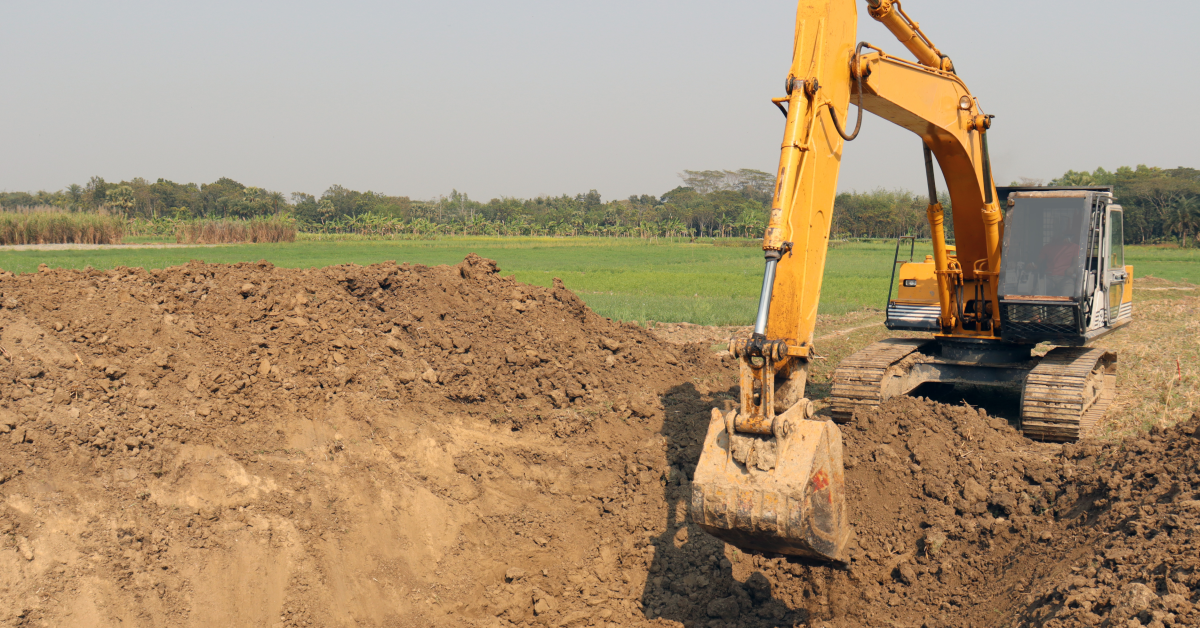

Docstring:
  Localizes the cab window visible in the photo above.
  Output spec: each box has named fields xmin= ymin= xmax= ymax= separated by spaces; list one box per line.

xmin=1109 ymin=210 xmax=1124 ymax=269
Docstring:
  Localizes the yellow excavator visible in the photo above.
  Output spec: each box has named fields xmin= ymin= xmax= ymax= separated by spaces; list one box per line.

xmin=691 ymin=0 xmax=1134 ymax=562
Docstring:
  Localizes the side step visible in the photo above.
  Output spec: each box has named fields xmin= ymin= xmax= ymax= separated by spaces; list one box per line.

xmin=1021 ymin=347 xmax=1117 ymax=441
xmin=830 ymin=338 xmax=929 ymax=423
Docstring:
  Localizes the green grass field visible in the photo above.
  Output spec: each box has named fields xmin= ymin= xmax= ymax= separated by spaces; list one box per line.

xmin=0 ymin=237 xmax=1195 ymax=326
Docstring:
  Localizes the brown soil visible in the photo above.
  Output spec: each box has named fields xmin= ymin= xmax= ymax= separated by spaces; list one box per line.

xmin=650 ymin=323 xmax=746 ymax=347
xmin=0 ymin=255 xmax=1196 ymax=627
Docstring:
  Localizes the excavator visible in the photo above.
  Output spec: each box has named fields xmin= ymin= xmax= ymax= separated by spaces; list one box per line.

xmin=690 ymin=0 xmax=1134 ymax=563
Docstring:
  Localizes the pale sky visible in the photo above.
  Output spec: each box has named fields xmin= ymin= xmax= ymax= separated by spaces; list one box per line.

xmin=1 ymin=1 xmax=1195 ymax=202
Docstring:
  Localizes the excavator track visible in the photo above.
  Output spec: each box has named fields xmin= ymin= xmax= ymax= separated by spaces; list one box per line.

xmin=1021 ymin=347 xmax=1117 ymax=442
xmin=830 ymin=338 xmax=929 ymax=423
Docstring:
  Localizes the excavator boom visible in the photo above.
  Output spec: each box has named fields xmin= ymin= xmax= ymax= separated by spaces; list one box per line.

xmin=692 ymin=0 xmax=1006 ymax=562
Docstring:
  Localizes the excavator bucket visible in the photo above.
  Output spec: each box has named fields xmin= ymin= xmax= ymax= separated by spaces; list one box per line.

xmin=690 ymin=404 xmax=850 ymax=562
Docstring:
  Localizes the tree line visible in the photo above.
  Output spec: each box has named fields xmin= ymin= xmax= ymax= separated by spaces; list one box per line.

xmin=1044 ymin=165 xmax=1200 ymax=246
xmin=1 ymin=165 xmax=1195 ymax=244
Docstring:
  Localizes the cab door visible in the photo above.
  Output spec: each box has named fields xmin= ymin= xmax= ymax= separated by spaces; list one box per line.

xmin=1105 ymin=206 xmax=1126 ymax=323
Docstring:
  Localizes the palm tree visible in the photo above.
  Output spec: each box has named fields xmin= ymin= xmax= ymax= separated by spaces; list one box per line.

xmin=66 ymin=183 xmax=85 ymax=211
xmin=269 ymin=191 xmax=286 ymax=215
xmin=1172 ymin=197 xmax=1199 ymax=247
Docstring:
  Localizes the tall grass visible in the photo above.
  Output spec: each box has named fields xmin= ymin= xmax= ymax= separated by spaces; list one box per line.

xmin=176 ymin=217 xmax=296 ymax=244
xmin=0 ymin=206 xmax=124 ymax=245
xmin=126 ymin=217 xmax=178 ymax=238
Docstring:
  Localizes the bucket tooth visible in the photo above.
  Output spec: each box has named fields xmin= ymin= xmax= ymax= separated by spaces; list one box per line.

xmin=690 ymin=405 xmax=850 ymax=562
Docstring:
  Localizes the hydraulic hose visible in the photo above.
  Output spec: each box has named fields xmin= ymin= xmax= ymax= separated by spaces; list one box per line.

xmin=826 ymin=42 xmax=869 ymax=141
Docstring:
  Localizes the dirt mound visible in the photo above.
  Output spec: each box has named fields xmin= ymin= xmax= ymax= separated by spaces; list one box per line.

xmin=1018 ymin=413 xmax=1200 ymax=627
xmin=0 ymin=253 xmax=704 ymax=434
xmin=0 ymin=256 xmax=729 ymax=627
xmin=645 ymin=395 xmax=1060 ymax=627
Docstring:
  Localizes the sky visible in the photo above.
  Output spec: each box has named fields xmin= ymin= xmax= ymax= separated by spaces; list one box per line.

xmin=1 ymin=0 xmax=1196 ymax=202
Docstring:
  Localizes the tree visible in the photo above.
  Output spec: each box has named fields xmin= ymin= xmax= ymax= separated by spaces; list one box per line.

xmin=197 ymin=177 xmax=247 ymax=218
xmin=85 ymin=176 xmax=109 ymax=209
xmin=1049 ymin=170 xmax=1099 ymax=186
xmin=65 ymin=184 xmax=84 ymax=210
xmin=150 ymin=179 xmax=200 ymax=217
xmin=736 ymin=169 xmax=775 ymax=202
xmin=0 ymin=192 xmax=35 ymax=208
xmin=317 ymin=199 xmax=335 ymax=224
xmin=106 ymin=185 xmax=136 ymax=216
xmin=291 ymin=192 xmax=318 ymax=222
xmin=679 ymin=170 xmax=726 ymax=194
xmin=1008 ymin=177 xmax=1045 ymax=187
xmin=1049 ymin=165 xmax=1199 ymax=243
xmin=1169 ymin=196 xmax=1199 ymax=247
xmin=268 ymin=191 xmax=286 ymax=215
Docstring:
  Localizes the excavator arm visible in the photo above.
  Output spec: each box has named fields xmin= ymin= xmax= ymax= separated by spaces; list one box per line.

xmin=726 ymin=0 xmax=858 ymax=436
xmin=692 ymin=0 xmax=1002 ymax=562
xmin=855 ymin=38 xmax=1003 ymax=334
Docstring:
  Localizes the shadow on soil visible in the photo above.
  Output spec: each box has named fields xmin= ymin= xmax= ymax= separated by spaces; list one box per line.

xmin=910 ymin=382 xmax=1024 ymax=424
xmin=638 ymin=381 xmax=821 ymax=628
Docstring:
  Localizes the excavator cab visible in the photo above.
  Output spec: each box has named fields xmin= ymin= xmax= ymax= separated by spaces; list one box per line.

xmin=995 ymin=186 xmax=1133 ymax=344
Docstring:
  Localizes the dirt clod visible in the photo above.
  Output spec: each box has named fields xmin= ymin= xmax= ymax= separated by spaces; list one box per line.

xmin=504 ymin=567 xmax=526 ymax=583
xmin=16 ymin=536 xmax=33 ymax=561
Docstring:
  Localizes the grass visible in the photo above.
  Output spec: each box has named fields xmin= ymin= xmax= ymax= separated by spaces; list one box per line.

xmin=0 ymin=237 xmax=1194 ymax=326
xmin=1120 ymin=245 xmax=1200 ymax=285
xmin=1092 ymin=289 xmax=1200 ymax=438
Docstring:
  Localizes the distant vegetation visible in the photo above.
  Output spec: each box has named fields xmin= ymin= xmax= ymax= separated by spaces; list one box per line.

xmin=0 ymin=165 xmax=1196 ymax=245
xmin=174 ymin=217 xmax=296 ymax=244
xmin=1040 ymin=166 xmax=1200 ymax=247
xmin=0 ymin=207 xmax=124 ymax=245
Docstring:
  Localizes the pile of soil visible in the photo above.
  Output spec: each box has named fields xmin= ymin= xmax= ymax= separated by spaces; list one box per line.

xmin=0 ymin=254 xmax=1195 ymax=627
xmin=0 ymin=254 xmax=710 ymax=444
xmin=0 ymin=255 xmax=728 ymax=627
xmin=1020 ymin=417 xmax=1200 ymax=627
